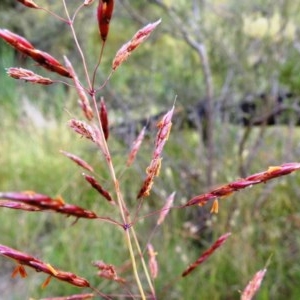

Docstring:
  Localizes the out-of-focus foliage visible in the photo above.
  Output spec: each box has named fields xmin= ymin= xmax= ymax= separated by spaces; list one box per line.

xmin=1 ymin=0 xmax=300 ymax=112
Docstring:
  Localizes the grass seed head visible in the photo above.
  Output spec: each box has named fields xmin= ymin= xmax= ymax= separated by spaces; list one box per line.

xmin=17 ymin=0 xmax=39 ymax=9
xmin=60 ymin=150 xmax=94 ymax=172
xmin=112 ymin=19 xmax=161 ymax=71
xmin=241 ymin=269 xmax=267 ymax=300
xmin=97 ymin=0 xmax=114 ymax=41
xmin=182 ymin=232 xmax=231 ymax=277
xmin=99 ymin=97 xmax=109 ymax=140
xmin=64 ymin=56 xmax=94 ymax=120
xmin=6 ymin=67 xmax=53 ymax=85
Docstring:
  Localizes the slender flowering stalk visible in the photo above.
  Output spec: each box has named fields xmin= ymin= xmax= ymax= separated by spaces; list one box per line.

xmin=185 ymin=163 xmax=300 ymax=208
xmin=182 ymin=232 xmax=231 ymax=277
xmin=6 ymin=67 xmax=53 ymax=85
xmin=40 ymin=294 xmax=94 ymax=300
xmin=241 ymin=269 xmax=267 ymax=300
xmin=0 ymin=245 xmax=90 ymax=287
xmin=60 ymin=150 xmax=94 ymax=172
xmin=112 ymin=19 xmax=161 ymax=71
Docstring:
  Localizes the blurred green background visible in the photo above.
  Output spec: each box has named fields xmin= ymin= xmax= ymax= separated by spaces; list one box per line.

xmin=1 ymin=0 xmax=300 ymax=299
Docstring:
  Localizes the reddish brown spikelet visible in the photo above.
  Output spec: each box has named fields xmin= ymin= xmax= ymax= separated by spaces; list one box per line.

xmin=185 ymin=162 xmax=300 ymax=207
xmin=0 ymin=191 xmax=60 ymax=208
xmin=0 ymin=29 xmax=34 ymax=50
xmin=127 ymin=126 xmax=146 ymax=167
xmin=154 ymin=106 xmax=174 ymax=159
xmin=40 ymin=293 xmax=94 ymax=300
xmin=241 ymin=269 xmax=267 ymax=300
xmin=97 ymin=0 xmax=114 ymax=41
xmin=0 ymin=29 xmax=71 ymax=78
xmin=182 ymin=232 xmax=231 ymax=277
xmin=64 ymin=56 xmax=93 ymax=120
xmin=60 ymin=150 xmax=94 ymax=172
xmin=147 ymin=244 xmax=158 ymax=279
xmin=6 ymin=67 xmax=53 ymax=85
xmin=137 ymin=106 xmax=174 ymax=199
xmin=28 ymin=49 xmax=72 ymax=78
xmin=0 ymin=244 xmax=90 ymax=287
xmin=93 ymin=260 xmax=126 ymax=283
xmin=57 ymin=203 xmax=98 ymax=219
xmin=17 ymin=0 xmax=39 ymax=9
xmin=0 ymin=200 xmax=41 ymax=211
xmin=83 ymin=174 xmax=115 ymax=204
xmin=157 ymin=192 xmax=175 ymax=225
xmin=137 ymin=158 xmax=161 ymax=198
xmin=99 ymin=97 xmax=109 ymax=140
xmin=112 ymin=19 xmax=161 ymax=71
xmin=68 ymin=119 xmax=96 ymax=141
xmin=0 ymin=191 xmax=98 ymax=219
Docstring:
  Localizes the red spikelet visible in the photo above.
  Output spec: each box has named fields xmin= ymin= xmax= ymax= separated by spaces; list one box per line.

xmin=17 ymin=0 xmax=39 ymax=9
xmin=93 ymin=260 xmax=126 ymax=283
xmin=112 ymin=19 xmax=161 ymax=71
xmin=182 ymin=232 xmax=231 ymax=277
xmin=97 ymin=0 xmax=114 ymax=42
xmin=241 ymin=269 xmax=267 ymax=300
xmin=99 ymin=97 xmax=109 ymax=140
xmin=83 ymin=174 xmax=115 ymax=204
xmin=0 ymin=29 xmax=34 ymax=50
xmin=137 ymin=106 xmax=174 ymax=199
xmin=6 ymin=67 xmax=53 ymax=85
xmin=60 ymin=150 xmax=94 ymax=172
xmin=0 ymin=244 xmax=90 ymax=287
xmin=0 ymin=29 xmax=72 ymax=78
xmin=185 ymin=162 xmax=300 ymax=208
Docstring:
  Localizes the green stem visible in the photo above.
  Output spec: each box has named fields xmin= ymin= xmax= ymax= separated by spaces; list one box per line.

xmin=91 ymin=94 xmax=147 ymax=299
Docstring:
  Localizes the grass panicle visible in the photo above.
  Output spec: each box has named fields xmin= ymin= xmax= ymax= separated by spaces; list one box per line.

xmin=0 ymin=1 xmax=299 ymax=299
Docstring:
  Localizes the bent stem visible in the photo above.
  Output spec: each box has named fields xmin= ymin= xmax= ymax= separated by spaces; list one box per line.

xmin=92 ymin=41 xmax=106 ymax=90
xmin=62 ymin=0 xmax=92 ymax=90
